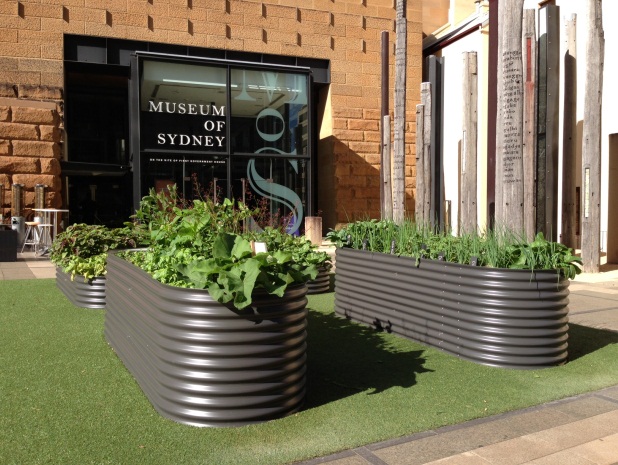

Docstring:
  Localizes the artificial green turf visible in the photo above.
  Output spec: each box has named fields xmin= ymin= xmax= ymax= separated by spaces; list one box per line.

xmin=1 ymin=280 xmax=618 ymax=464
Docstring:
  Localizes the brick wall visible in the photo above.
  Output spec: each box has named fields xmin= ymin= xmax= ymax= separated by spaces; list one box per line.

xmin=0 ymin=0 xmax=422 ymax=229
xmin=0 ymin=94 xmax=63 ymax=220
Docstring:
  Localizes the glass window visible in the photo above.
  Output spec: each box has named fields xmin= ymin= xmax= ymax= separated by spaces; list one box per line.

xmin=230 ymin=69 xmax=308 ymax=156
xmin=231 ymin=157 xmax=307 ymax=235
xmin=144 ymin=154 xmax=227 ymax=202
xmin=140 ymin=60 xmax=227 ymax=153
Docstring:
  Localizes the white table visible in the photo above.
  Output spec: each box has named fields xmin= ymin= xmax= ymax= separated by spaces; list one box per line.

xmin=33 ymin=208 xmax=69 ymax=250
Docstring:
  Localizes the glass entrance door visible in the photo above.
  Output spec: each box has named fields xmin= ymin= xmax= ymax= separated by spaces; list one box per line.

xmin=131 ymin=54 xmax=312 ymax=233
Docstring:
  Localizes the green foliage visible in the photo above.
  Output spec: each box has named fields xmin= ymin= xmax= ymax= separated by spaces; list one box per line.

xmin=125 ymin=189 xmax=318 ymax=309
xmin=329 ymin=220 xmax=583 ymax=278
xmin=50 ymin=223 xmax=146 ymax=281
xmin=248 ymin=227 xmax=332 ymax=271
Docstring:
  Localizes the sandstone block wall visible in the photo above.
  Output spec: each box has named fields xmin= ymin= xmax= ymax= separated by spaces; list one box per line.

xmin=0 ymin=0 xmax=422 ymax=229
xmin=0 ymin=95 xmax=63 ymax=220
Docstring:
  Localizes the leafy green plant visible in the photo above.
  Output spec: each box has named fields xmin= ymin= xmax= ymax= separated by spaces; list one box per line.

xmin=248 ymin=227 xmax=332 ymax=272
xmin=176 ymin=232 xmax=317 ymax=309
xmin=50 ymin=223 xmax=146 ymax=281
xmin=329 ymin=219 xmax=583 ymax=278
xmin=124 ymin=191 xmax=319 ymax=309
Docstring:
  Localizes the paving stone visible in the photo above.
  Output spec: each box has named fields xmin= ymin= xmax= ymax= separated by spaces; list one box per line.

xmin=522 ymin=411 xmax=618 ymax=450
xmin=471 ymin=436 xmax=560 ymax=465
xmin=550 ymin=396 xmax=618 ymax=420
xmin=566 ymin=432 xmax=618 ymax=465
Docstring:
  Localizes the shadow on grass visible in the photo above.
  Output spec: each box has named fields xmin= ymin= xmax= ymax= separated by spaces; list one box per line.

xmin=304 ymin=306 xmax=432 ymax=409
xmin=568 ymin=323 xmax=618 ymax=362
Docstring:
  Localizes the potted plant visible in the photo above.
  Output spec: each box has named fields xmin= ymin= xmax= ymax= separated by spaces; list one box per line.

xmin=328 ymin=220 xmax=582 ymax=369
xmin=105 ymin=188 xmax=318 ymax=427
xmin=50 ymin=223 xmax=145 ymax=309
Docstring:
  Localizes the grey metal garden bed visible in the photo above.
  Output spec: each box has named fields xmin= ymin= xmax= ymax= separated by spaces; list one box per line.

xmin=104 ymin=253 xmax=309 ymax=427
xmin=334 ymin=247 xmax=570 ymax=369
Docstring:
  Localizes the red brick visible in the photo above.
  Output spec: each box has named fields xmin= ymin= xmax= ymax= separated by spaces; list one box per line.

xmin=23 ymin=3 xmax=64 ymax=19
xmin=0 ymin=70 xmax=41 ymax=86
xmin=12 ymin=140 xmax=60 ymax=158
xmin=40 ymin=157 xmax=61 ymax=175
xmin=348 ymin=119 xmax=379 ymax=131
xmin=12 ymin=173 xmax=61 ymax=191
xmin=39 ymin=125 xmax=61 ymax=142
xmin=0 ymin=122 xmax=38 ymax=140
xmin=0 ymin=140 xmax=11 ymax=155
xmin=348 ymin=141 xmax=380 ymax=154
xmin=332 ymin=108 xmax=363 ymax=119
xmin=0 ymin=106 xmax=10 ymax=122
xmin=17 ymin=85 xmax=63 ymax=100
xmin=12 ymin=107 xmax=58 ymax=125
xmin=0 ymin=155 xmax=39 ymax=174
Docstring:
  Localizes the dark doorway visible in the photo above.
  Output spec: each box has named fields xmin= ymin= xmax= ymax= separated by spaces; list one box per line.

xmin=63 ymin=62 xmax=133 ymax=227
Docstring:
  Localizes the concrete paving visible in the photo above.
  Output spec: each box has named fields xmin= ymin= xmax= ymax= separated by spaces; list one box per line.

xmin=2 ymin=252 xmax=618 ymax=465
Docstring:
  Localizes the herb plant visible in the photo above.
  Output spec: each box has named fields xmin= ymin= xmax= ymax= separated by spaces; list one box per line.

xmin=328 ymin=220 xmax=583 ymax=279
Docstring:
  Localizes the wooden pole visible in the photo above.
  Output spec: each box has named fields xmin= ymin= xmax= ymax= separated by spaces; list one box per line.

xmin=561 ymin=14 xmax=577 ymax=249
xmin=392 ymin=0 xmax=407 ymax=223
xmin=581 ymin=0 xmax=604 ymax=273
xmin=415 ymin=105 xmax=425 ymax=223
xmin=460 ymin=52 xmax=478 ymax=234
xmin=415 ymin=82 xmax=432 ymax=225
xmin=382 ymin=115 xmax=392 ymax=220
xmin=380 ymin=31 xmax=392 ymax=220
xmin=495 ymin=0 xmax=525 ymax=233
xmin=304 ymin=216 xmax=323 ymax=245
xmin=522 ymin=9 xmax=537 ymax=241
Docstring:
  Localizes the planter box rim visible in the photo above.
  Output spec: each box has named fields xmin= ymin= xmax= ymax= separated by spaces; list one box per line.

xmin=336 ymin=246 xmax=566 ymax=276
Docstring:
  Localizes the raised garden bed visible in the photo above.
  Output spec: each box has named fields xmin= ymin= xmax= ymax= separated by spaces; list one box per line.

xmin=334 ymin=247 xmax=570 ymax=369
xmin=55 ymin=267 xmax=106 ymax=309
xmin=104 ymin=253 xmax=309 ymax=427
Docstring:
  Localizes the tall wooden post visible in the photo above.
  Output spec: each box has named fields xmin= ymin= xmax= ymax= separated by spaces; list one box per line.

xmin=536 ymin=5 xmax=560 ymax=241
xmin=381 ymin=31 xmax=392 ymax=220
xmin=495 ymin=0 xmax=525 ymax=232
xmin=415 ymin=82 xmax=432 ymax=224
xmin=581 ymin=0 xmax=604 ymax=273
xmin=415 ymin=104 xmax=425 ymax=223
xmin=522 ymin=9 xmax=537 ymax=241
xmin=561 ymin=14 xmax=577 ymax=249
xmin=392 ymin=0 xmax=407 ymax=223
xmin=460 ymin=52 xmax=478 ymax=234
xmin=426 ymin=56 xmax=443 ymax=229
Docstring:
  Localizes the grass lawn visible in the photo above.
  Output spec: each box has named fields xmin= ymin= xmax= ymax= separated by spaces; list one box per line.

xmin=2 ymin=279 xmax=618 ymax=465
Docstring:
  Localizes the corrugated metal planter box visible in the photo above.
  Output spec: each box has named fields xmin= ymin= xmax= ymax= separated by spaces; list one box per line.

xmin=56 ymin=267 xmax=106 ymax=309
xmin=104 ymin=253 xmax=308 ymax=427
xmin=334 ymin=247 xmax=570 ymax=369
xmin=307 ymin=267 xmax=331 ymax=294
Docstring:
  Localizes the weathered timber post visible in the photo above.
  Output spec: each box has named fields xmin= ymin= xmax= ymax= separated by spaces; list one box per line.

xmin=392 ymin=0 xmax=407 ymax=223
xmin=460 ymin=52 xmax=478 ymax=234
xmin=381 ymin=31 xmax=392 ymax=220
xmin=426 ymin=56 xmax=443 ymax=229
xmin=415 ymin=82 xmax=432 ymax=225
xmin=305 ymin=217 xmax=323 ymax=245
xmin=561 ymin=14 xmax=577 ymax=249
xmin=522 ymin=9 xmax=537 ymax=242
xmin=415 ymin=104 xmax=425 ymax=223
xmin=495 ymin=0 xmax=525 ymax=232
xmin=581 ymin=0 xmax=604 ymax=273
xmin=536 ymin=5 xmax=560 ymax=241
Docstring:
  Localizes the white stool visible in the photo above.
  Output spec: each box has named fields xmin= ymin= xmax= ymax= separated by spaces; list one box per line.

xmin=21 ymin=221 xmax=41 ymax=253
xmin=36 ymin=223 xmax=53 ymax=255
